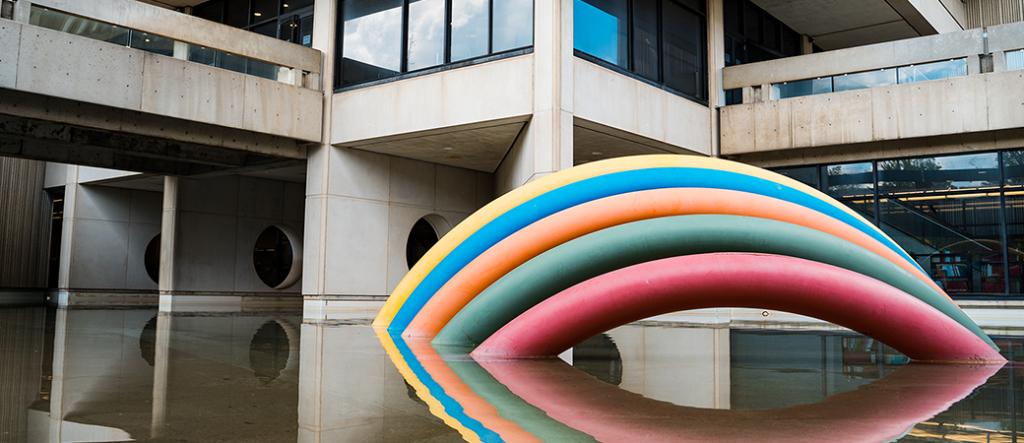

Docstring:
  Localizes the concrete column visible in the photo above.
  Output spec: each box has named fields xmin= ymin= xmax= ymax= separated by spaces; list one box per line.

xmin=158 ymin=176 xmax=178 ymax=310
xmin=532 ymin=0 xmax=574 ymax=177
xmin=150 ymin=313 xmax=172 ymax=438
xmin=800 ymin=35 xmax=814 ymax=55
xmin=707 ymin=0 xmax=725 ymax=157
xmin=495 ymin=0 xmax=573 ymax=192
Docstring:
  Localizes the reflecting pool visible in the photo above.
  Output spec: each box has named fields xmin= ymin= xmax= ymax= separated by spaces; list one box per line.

xmin=2 ymin=306 xmax=1023 ymax=442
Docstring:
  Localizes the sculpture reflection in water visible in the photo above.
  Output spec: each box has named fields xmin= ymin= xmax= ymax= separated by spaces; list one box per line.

xmin=378 ymin=329 xmax=1004 ymax=443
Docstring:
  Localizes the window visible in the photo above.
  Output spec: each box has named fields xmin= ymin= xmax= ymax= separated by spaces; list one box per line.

xmin=723 ymin=0 xmax=801 ymax=68
xmin=192 ymin=0 xmax=315 ymax=47
xmin=574 ymin=0 xmax=707 ymax=101
xmin=338 ymin=0 xmax=534 ymax=88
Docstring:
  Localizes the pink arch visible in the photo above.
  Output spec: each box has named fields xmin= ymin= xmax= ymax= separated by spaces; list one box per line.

xmin=473 ymin=253 xmax=1005 ymax=363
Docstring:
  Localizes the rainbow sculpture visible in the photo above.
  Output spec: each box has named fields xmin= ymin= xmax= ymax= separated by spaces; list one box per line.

xmin=373 ymin=155 xmax=1004 ymax=363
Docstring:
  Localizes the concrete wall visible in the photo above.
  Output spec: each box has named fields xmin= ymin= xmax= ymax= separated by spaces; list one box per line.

xmin=2 ymin=18 xmax=322 ymax=144
xmin=304 ymin=148 xmax=492 ymax=302
xmin=0 ymin=157 xmax=50 ymax=289
xmin=58 ymin=167 xmax=162 ymax=298
xmin=331 ymin=55 xmax=534 ymax=146
xmin=166 ymin=175 xmax=305 ymax=295
xmin=573 ymin=58 xmax=714 ymax=157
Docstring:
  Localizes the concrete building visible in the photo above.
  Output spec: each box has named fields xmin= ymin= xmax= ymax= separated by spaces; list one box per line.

xmin=0 ymin=0 xmax=1023 ymax=314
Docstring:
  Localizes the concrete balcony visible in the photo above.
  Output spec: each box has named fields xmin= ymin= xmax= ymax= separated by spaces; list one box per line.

xmin=0 ymin=0 xmax=324 ymax=175
xmin=720 ymin=21 xmax=1024 ymax=166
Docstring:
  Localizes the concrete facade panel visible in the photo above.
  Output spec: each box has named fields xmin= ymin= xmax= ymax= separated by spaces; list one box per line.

xmin=435 ymin=164 xmax=479 ymax=213
xmin=238 ymin=176 xmax=284 ymax=220
xmin=17 ymin=26 xmax=144 ymax=110
xmin=173 ymin=212 xmax=238 ymax=292
xmin=0 ymin=20 xmax=20 ymax=89
xmin=388 ymin=157 xmax=436 ymax=207
xmin=140 ymin=54 xmax=246 ymax=131
xmin=331 ymin=55 xmax=534 ymax=145
xmin=893 ymin=28 xmax=982 ymax=66
xmin=987 ymin=22 xmax=1024 ymax=53
xmin=300 ymin=196 xmax=323 ymax=295
xmin=723 ymin=71 xmax=1020 ymax=156
xmin=74 ymin=186 xmax=132 ymax=223
xmin=324 ymin=198 xmax=389 ymax=296
xmin=987 ymin=70 xmax=1024 ymax=131
xmin=282 ymin=182 xmax=305 ymax=223
xmin=178 ymin=176 xmax=239 ymax=216
xmin=574 ymin=59 xmax=712 ymax=155
xmin=243 ymin=76 xmax=323 ymax=143
xmin=326 ymin=147 xmax=390 ymax=202
xmin=753 ymin=100 xmax=792 ymax=152
xmin=129 ymin=189 xmax=163 ymax=225
xmin=44 ymin=162 xmax=68 ymax=189
xmin=67 ymin=219 xmax=130 ymax=289
xmin=386 ymin=205 xmax=440 ymax=293
xmin=720 ymin=104 xmax=754 ymax=155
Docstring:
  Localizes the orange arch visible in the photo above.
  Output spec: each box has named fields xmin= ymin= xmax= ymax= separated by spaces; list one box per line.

xmin=404 ymin=187 xmax=946 ymax=338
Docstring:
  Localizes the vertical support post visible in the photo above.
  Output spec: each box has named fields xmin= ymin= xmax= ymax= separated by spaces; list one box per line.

xmin=12 ymin=0 xmax=30 ymax=23
xmin=707 ymin=0 xmax=725 ymax=157
xmin=158 ymin=176 xmax=178 ymax=311
xmin=531 ymin=0 xmax=574 ymax=178
xmin=150 ymin=313 xmax=172 ymax=438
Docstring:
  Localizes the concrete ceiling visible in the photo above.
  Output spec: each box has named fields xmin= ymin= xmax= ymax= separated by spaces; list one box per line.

xmin=750 ymin=0 xmax=922 ymax=50
xmin=344 ymin=121 xmax=527 ymax=173
xmin=137 ymin=0 xmax=194 ymax=9
xmin=573 ymin=125 xmax=676 ymax=166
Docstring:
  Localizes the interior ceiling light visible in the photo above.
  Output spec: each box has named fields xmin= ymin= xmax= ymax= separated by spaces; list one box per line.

xmin=254 ymin=12 xmax=262 ymax=16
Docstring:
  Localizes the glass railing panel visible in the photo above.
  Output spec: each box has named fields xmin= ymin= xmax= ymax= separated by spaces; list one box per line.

xmin=129 ymin=31 xmax=174 ymax=57
xmin=30 ymin=7 xmax=128 ymax=45
xmin=1008 ymin=49 xmax=1024 ymax=71
xmin=877 ymin=152 xmax=999 ymax=195
xmin=769 ymin=77 xmax=832 ymax=100
xmin=29 ymin=6 xmax=293 ymax=84
xmin=897 ymin=58 xmax=967 ymax=84
xmin=833 ymin=68 xmax=897 ymax=92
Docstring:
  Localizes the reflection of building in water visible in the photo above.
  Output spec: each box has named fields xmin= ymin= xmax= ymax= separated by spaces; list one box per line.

xmin=0 ymin=0 xmax=1021 ymax=311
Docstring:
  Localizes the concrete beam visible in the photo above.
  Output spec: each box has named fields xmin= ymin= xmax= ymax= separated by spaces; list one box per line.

xmin=0 ymin=88 xmax=306 ymax=160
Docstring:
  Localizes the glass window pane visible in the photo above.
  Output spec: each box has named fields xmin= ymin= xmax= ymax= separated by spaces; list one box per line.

xmin=224 ymin=0 xmax=249 ymax=27
xmin=1004 ymin=150 xmax=1024 ymax=186
xmin=298 ymin=15 xmax=313 ymax=46
xmin=770 ymin=77 xmax=831 ymax=99
xmin=492 ymin=0 xmax=533 ymax=52
xmin=251 ymin=20 xmax=277 ymax=38
xmin=1009 ymin=49 xmax=1024 ymax=71
xmin=1005 ymin=192 xmax=1024 ymax=294
xmin=723 ymin=0 xmax=741 ymax=34
xmin=897 ymin=58 xmax=968 ymax=84
xmin=194 ymin=0 xmax=224 ymax=23
xmin=823 ymin=162 xmax=876 ymax=225
xmin=882 ymin=195 xmax=1005 ymax=295
xmin=833 ymin=69 xmax=896 ymax=92
xmin=573 ymin=0 xmax=628 ymax=67
xmin=763 ymin=17 xmax=778 ymax=51
xmin=451 ymin=0 xmax=489 ymax=62
xmin=341 ymin=0 xmax=403 ymax=86
xmin=780 ymin=28 xmax=798 ymax=56
xmin=773 ymin=166 xmax=819 ymax=189
xmin=407 ymin=0 xmax=446 ymax=70
xmin=632 ymin=0 xmax=658 ymax=80
xmin=252 ymin=0 xmax=278 ymax=24
xmin=663 ymin=0 xmax=704 ymax=99
xmin=130 ymin=32 xmax=175 ymax=57
xmin=877 ymin=153 xmax=999 ymax=195
xmin=823 ymin=163 xmax=874 ymax=195
xmin=282 ymin=0 xmax=315 ymax=12
xmin=743 ymin=3 xmax=760 ymax=41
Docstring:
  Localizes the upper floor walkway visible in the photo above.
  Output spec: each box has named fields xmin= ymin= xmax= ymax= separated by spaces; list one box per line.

xmin=720 ymin=21 xmax=1024 ymax=166
xmin=0 ymin=0 xmax=323 ymax=175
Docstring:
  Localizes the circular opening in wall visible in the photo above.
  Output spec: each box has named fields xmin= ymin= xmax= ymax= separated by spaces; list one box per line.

xmin=253 ymin=225 xmax=302 ymax=290
xmin=144 ymin=234 xmax=160 ymax=284
xmin=407 ymin=218 xmax=440 ymax=268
